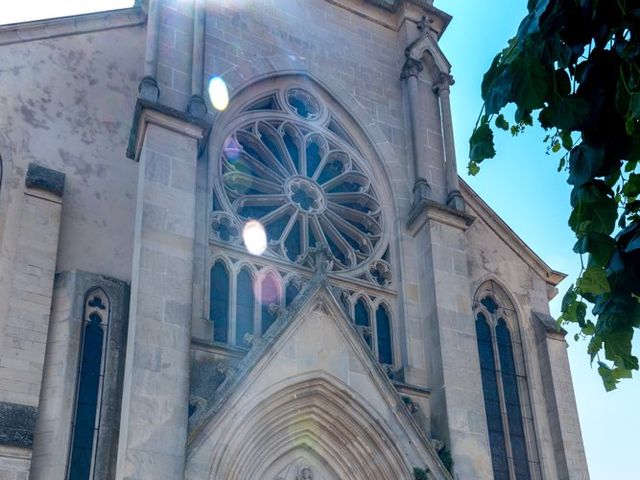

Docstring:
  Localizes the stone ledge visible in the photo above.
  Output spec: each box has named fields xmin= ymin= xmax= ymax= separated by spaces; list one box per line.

xmin=0 ymin=7 xmax=145 ymax=46
xmin=0 ymin=402 xmax=37 ymax=448
xmin=533 ymin=311 xmax=567 ymax=338
xmin=25 ymin=163 xmax=65 ymax=197
xmin=406 ymin=197 xmax=475 ymax=236
xmin=127 ymin=98 xmax=212 ymax=161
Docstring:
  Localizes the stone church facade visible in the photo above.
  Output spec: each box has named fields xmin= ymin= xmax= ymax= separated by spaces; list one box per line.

xmin=0 ymin=1 xmax=589 ymax=479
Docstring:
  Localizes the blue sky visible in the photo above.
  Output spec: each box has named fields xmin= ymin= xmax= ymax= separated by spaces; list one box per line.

xmin=437 ymin=1 xmax=639 ymax=478
xmin=3 ymin=1 xmax=637 ymax=478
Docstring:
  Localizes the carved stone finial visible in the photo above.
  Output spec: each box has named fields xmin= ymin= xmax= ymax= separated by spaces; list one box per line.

xmin=432 ymin=72 xmax=455 ymax=94
xmin=400 ymin=57 xmax=424 ymax=80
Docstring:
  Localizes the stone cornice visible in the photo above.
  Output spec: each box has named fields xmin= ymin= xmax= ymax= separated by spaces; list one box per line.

xmin=127 ymin=98 xmax=212 ymax=161
xmin=406 ymin=197 xmax=475 ymax=236
xmin=0 ymin=7 xmax=145 ymax=46
xmin=533 ymin=311 xmax=567 ymax=339
xmin=461 ymin=179 xmax=567 ymax=287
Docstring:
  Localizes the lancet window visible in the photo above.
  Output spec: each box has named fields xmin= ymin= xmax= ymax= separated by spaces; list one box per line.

xmin=68 ymin=289 xmax=109 ymax=480
xmin=474 ymin=281 xmax=540 ymax=480
xmin=207 ymin=81 xmax=396 ymax=367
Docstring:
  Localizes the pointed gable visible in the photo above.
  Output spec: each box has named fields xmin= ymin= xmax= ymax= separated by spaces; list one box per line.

xmin=186 ymin=283 xmax=451 ymax=480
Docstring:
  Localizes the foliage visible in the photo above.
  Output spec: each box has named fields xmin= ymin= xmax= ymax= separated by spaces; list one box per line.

xmin=469 ymin=0 xmax=640 ymax=390
xmin=413 ymin=467 xmax=430 ymax=480
xmin=437 ymin=446 xmax=454 ymax=474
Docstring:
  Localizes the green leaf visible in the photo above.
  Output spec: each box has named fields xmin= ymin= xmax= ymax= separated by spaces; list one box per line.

xmin=495 ymin=114 xmax=509 ymax=130
xmin=567 ymin=144 xmax=605 ymax=186
xmin=568 ymin=182 xmax=617 ymax=235
xmin=557 ymin=156 xmax=566 ymax=172
xmin=483 ymin=66 xmax=512 ymax=115
xmin=629 ymin=93 xmax=640 ymax=120
xmin=468 ymin=161 xmax=480 ymax=176
xmin=597 ymin=362 xmax=618 ymax=391
xmin=561 ymin=284 xmax=577 ymax=312
xmin=622 ymin=173 xmax=640 ymax=197
xmin=573 ymin=232 xmax=616 ymax=266
xmin=509 ymin=54 xmax=549 ymax=111
xmin=469 ymin=118 xmax=496 ymax=164
xmin=588 ymin=335 xmax=603 ymax=360
xmin=546 ymin=96 xmax=590 ymax=130
xmin=515 ymin=107 xmax=533 ymax=125
xmin=560 ymin=130 xmax=574 ymax=150
xmin=576 ymin=266 xmax=610 ymax=295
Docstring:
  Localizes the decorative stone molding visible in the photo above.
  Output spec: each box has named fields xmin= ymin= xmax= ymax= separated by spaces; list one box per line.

xmin=25 ymin=163 xmax=65 ymax=197
xmin=533 ymin=311 xmax=567 ymax=338
xmin=126 ymin=98 xmax=211 ymax=160
xmin=0 ymin=6 xmax=145 ymax=47
xmin=406 ymin=197 xmax=474 ymax=236
xmin=0 ymin=402 xmax=37 ymax=448
xmin=432 ymin=72 xmax=455 ymax=94
xmin=400 ymin=57 xmax=424 ymax=80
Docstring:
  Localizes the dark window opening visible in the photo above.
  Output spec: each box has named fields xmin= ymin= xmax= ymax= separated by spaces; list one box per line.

xmin=211 ymin=261 xmax=230 ymax=343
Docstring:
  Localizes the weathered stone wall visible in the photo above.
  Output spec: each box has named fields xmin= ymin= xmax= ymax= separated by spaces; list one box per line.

xmin=0 ymin=445 xmax=30 ymax=480
xmin=0 ymin=18 xmax=145 ymax=284
xmin=0 ymin=10 xmax=145 ymax=477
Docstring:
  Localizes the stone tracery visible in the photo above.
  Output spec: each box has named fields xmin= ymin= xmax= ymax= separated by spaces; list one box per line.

xmin=220 ymin=114 xmax=383 ymax=272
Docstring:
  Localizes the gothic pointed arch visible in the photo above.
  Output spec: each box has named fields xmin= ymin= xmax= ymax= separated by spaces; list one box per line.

xmin=202 ymin=72 xmax=401 ymax=367
xmin=203 ymin=375 xmax=412 ymax=479
xmin=473 ymin=280 xmax=541 ymax=479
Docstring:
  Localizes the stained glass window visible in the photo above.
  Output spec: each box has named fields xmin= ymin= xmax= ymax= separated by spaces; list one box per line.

xmin=354 ymin=298 xmax=371 ymax=348
xmin=497 ymin=320 xmax=530 ymax=479
xmin=236 ymin=268 xmax=254 ymax=347
xmin=211 ymin=261 xmax=229 ymax=343
xmin=261 ymin=273 xmax=278 ymax=334
xmin=476 ymin=313 xmax=509 ymax=479
xmin=68 ymin=292 xmax=109 ymax=480
xmin=475 ymin=287 xmax=535 ymax=480
xmin=376 ymin=304 xmax=393 ymax=365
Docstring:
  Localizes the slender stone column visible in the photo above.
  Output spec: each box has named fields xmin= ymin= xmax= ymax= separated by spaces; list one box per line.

xmin=115 ymin=108 xmax=207 ymax=479
xmin=433 ymin=72 xmax=465 ymax=211
xmin=187 ymin=0 xmax=207 ymax=118
xmin=139 ymin=0 xmax=161 ymax=101
xmin=401 ymin=56 xmax=431 ymax=205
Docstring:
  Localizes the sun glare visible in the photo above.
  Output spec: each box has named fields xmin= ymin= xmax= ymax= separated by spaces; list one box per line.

xmin=243 ymin=220 xmax=267 ymax=256
xmin=208 ymin=76 xmax=229 ymax=111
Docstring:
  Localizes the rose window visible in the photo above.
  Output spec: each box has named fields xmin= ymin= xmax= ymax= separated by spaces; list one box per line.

xmin=218 ymin=119 xmax=383 ymax=271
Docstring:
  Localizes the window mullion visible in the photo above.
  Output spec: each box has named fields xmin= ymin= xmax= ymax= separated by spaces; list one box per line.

xmin=491 ymin=317 xmax=516 ymax=480
xmin=229 ymin=266 xmax=238 ymax=345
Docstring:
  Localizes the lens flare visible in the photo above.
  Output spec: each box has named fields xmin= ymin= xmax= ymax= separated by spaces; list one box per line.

xmin=208 ymin=76 xmax=229 ymax=111
xmin=243 ymin=220 xmax=267 ymax=255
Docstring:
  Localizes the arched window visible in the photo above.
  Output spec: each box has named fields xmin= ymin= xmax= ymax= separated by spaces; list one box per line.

xmin=236 ymin=267 xmax=255 ymax=347
xmin=205 ymin=80 xmax=396 ymax=366
xmin=376 ymin=304 xmax=393 ymax=365
xmin=210 ymin=261 xmax=230 ymax=343
xmin=354 ymin=297 xmax=371 ymax=348
xmin=261 ymin=272 xmax=279 ymax=334
xmin=285 ymin=276 xmax=301 ymax=306
xmin=474 ymin=282 xmax=537 ymax=480
xmin=68 ymin=290 xmax=109 ymax=480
